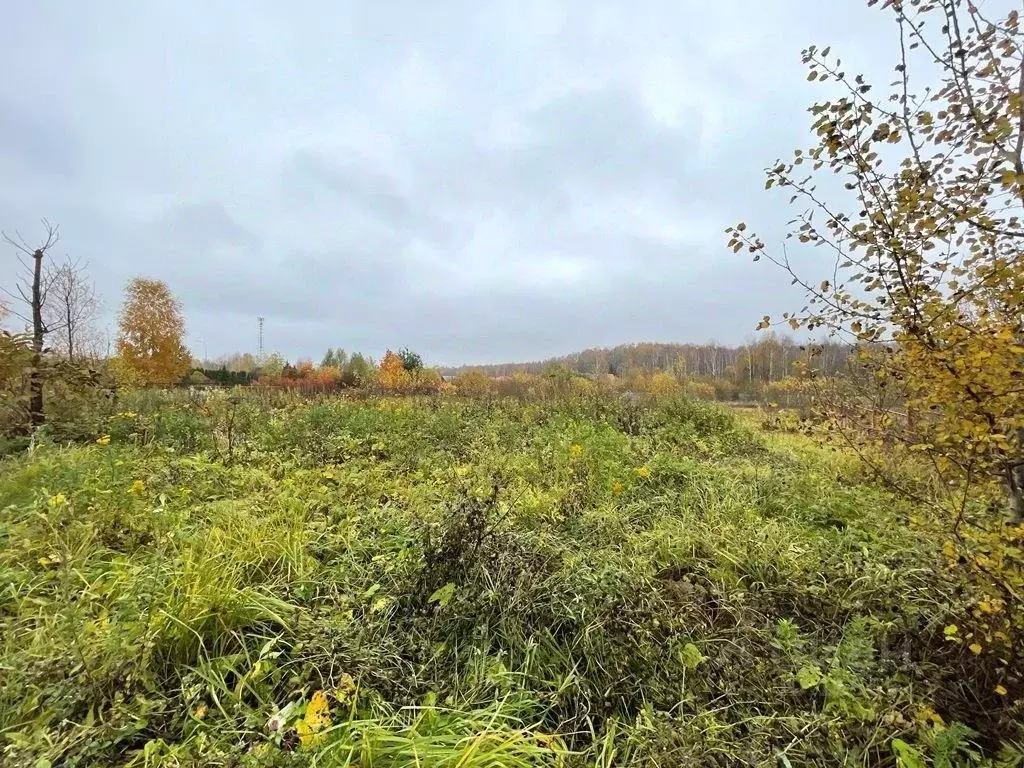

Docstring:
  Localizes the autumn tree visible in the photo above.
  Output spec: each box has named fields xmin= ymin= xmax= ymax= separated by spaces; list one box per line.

xmin=378 ymin=349 xmax=409 ymax=392
xmin=728 ymin=0 xmax=1024 ymax=522
xmin=209 ymin=352 xmax=258 ymax=373
xmin=342 ymin=353 xmax=373 ymax=386
xmin=2 ymin=221 xmax=60 ymax=428
xmin=260 ymin=352 xmax=286 ymax=378
xmin=454 ymin=369 xmax=492 ymax=397
xmin=647 ymin=371 xmax=679 ymax=396
xmin=0 ymin=298 xmax=33 ymax=432
xmin=115 ymin=278 xmax=191 ymax=386
xmin=725 ymin=1 xmax=1024 ymax=652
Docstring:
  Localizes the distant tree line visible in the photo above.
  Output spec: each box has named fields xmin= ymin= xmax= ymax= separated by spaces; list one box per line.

xmin=186 ymin=368 xmax=254 ymax=386
xmin=442 ymin=336 xmax=852 ymax=388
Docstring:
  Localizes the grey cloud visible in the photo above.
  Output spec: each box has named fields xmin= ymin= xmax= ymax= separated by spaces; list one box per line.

xmin=281 ymin=150 xmax=454 ymax=246
xmin=0 ymin=0 xmax=894 ymax=364
xmin=151 ymin=203 xmax=262 ymax=253
xmin=0 ymin=101 xmax=79 ymax=179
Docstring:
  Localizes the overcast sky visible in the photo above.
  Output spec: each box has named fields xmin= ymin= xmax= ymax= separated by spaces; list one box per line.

xmin=0 ymin=1 xmax=895 ymax=365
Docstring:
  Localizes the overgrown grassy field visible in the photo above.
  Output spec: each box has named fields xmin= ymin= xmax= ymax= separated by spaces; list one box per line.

xmin=1 ymin=392 xmax=1019 ymax=766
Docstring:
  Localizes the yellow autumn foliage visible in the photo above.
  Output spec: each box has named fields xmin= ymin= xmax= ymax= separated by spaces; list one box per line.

xmin=115 ymin=278 xmax=191 ymax=387
xmin=295 ymin=690 xmax=331 ymax=747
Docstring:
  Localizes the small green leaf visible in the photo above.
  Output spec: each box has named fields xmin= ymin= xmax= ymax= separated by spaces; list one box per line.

xmin=681 ymin=642 xmax=706 ymax=670
xmin=428 ymin=582 xmax=456 ymax=607
xmin=796 ymin=664 xmax=823 ymax=689
xmin=892 ymin=739 xmax=927 ymax=768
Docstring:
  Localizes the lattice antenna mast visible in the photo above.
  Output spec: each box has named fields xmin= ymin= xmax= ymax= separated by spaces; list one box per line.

xmin=257 ymin=316 xmax=265 ymax=357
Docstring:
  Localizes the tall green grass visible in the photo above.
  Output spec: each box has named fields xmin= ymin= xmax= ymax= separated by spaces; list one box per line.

xmin=0 ymin=391 xmax=1018 ymax=766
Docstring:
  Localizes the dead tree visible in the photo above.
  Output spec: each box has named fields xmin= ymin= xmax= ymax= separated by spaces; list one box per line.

xmin=2 ymin=220 xmax=60 ymax=429
xmin=45 ymin=255 xmax=100 ymax=363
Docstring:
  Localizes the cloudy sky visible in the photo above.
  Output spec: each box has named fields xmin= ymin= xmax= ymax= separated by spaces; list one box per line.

xmin=0 ymin=1 xmax=894 ymax=365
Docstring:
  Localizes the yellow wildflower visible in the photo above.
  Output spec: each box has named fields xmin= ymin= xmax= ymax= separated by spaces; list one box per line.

xmin=636 ymin=466 xmax=651 ymax=478
xmin=612 ymin=481 xmax=624 ymax=495
xmin=570 ymin=444 xmax=583 ymax=456
xmin=128 ymin=480 xmax=145 ymax=495
xmin=48 ymin=493 xmax=67 ymax=507
xmin=96 ymin=434 xmax=111 ymax=445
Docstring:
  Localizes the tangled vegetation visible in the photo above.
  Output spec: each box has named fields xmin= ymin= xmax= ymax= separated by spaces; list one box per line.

xmin=1 ymin=389 xmax=1020 ymax=767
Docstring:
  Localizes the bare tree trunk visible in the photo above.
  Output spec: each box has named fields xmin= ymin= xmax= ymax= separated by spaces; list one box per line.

xmin=3 ymin=221 xmax=59 ymax=433
xmin=29 ymin=247 xmax=45 ymax=428
xmin=1009 ymin=429 xmax=1024 ymax=524
xmin=65 ymin=299 xmax=74 ymax=362
xmin=1007 ymin=463 xmax=1024 ymax=524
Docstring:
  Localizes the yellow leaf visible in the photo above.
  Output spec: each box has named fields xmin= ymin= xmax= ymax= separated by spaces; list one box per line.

xmin=296 ymin=690 xmax=332 ymax=747
xmin=969 ymin=643 xmax=982 ymax=655
xmin=978 ymin=599 xmax=1001 ymax=615
xmin=334 ymin=673 xmax=356 ymax=704
xmin=916 ymin=706 xmax=944 ymax=727
xmin=995 ymin=684 xmax=1007 ymax=696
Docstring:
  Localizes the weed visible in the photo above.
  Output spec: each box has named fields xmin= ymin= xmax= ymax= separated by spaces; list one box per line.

xmin=0 ymin=391 xmax=1019 ymax=766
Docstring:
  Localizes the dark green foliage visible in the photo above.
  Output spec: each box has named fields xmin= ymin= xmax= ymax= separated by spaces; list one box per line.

xmin=188 ymin=367 xmax=253 ymax=386
xmin=398 ymin=347 xmax=423 ymax=372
